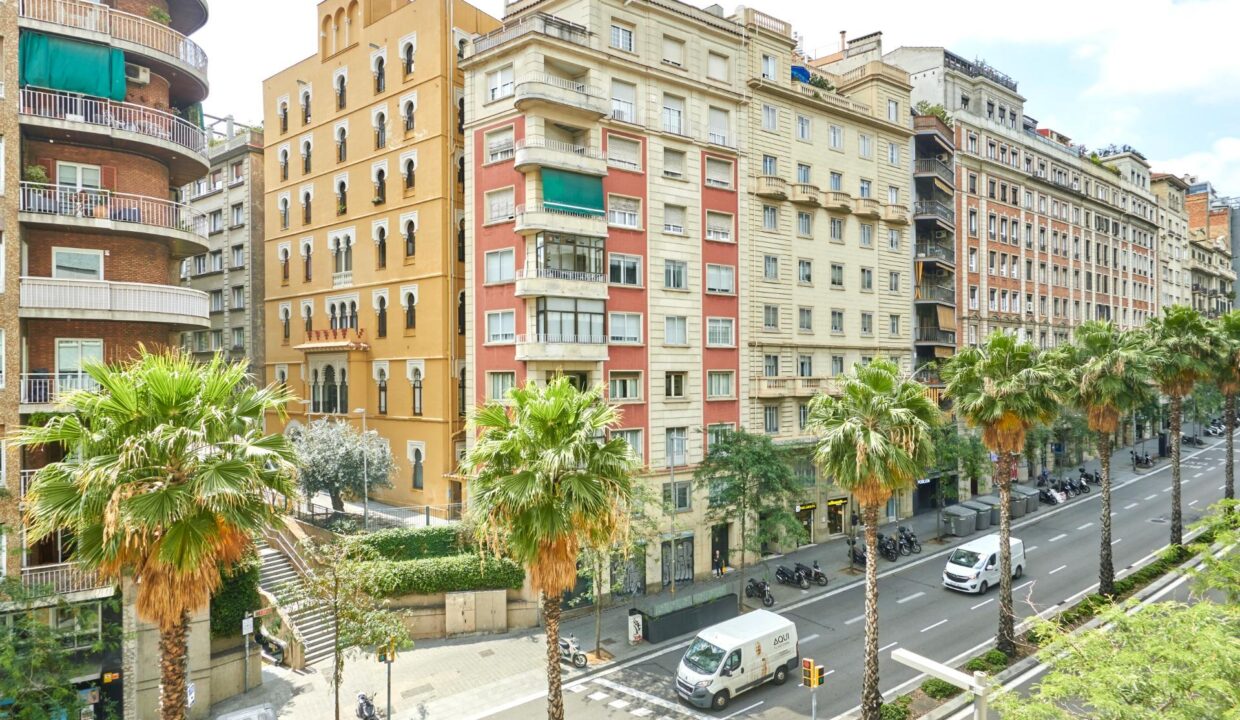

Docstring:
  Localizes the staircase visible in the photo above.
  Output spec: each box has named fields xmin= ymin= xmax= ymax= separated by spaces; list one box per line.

xmin=256 ymin=538 xmax=337 ymax=667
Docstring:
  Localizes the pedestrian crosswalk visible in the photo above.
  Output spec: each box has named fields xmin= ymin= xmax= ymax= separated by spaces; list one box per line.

xmin=573 ymin=677 xmax=715 ymax=720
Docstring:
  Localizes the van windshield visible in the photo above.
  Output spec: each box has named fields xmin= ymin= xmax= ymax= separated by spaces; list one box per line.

xmin=949 ymin=549 xmax=982 ymax=567
xmin=683 ymin=637 xmax=726 ymax=675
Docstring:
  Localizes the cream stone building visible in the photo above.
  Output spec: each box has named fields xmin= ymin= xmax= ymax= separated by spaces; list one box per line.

xmin=1151 ymin=173 xmax=1192 ymax=311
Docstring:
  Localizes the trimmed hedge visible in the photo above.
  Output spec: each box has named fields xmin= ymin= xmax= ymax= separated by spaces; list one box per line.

xmin=359 ymin=553 xmax=524 ymax=598
xmin=878 ymin=696 xmax=911 ymax=720
xmin=347 ymin=525 xmax=468 ymax=561
xmin=921 ymin=677 xmax=963 ymax=700
xmin=210 ymin=553 xmax=262 ymax=639
xmin=964 ymin=649 xmax=1011 ymax=674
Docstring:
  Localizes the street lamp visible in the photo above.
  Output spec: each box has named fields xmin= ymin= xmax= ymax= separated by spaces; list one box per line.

xmin=354 ymin=407 xmax=370 ymax=530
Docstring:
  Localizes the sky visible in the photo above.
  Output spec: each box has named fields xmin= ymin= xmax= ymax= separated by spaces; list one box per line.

xmin=197 ymin=0 xmax=1240 ymax=195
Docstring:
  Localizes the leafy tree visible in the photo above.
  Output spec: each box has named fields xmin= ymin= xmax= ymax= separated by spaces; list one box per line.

xmin=1147 ymin=305 xmax=1211 ymax=546
xmin=993 ymin=600 xmax=1240 ymax=719
xmin=932 ymin=424 xmax=988 ymax=540
xmin=693 ymin=429 xmax=806 ymax=610
xmin=1023 ymin=422 xmax=1056 ymax=477
xmin=465 ymin=377 xmax=638 ymax=720
xmin=1188 ymin=499 xmax=1240 ymax=602
xmin=943 ymin=332 xmax=1059 ymax=655
xmin=1050 ymin=322 xmax=1155 ymax=596
xmin=289 ymin=418 xmax=395 ymax=512
xmin=1187 ymin=383 xmax=1224 ymax=438
xmin=14 ymin=349 xmax=297 ymax=720
xmin=1212 ymin=311 xmax=1240 ymax=505
xmin=278 ymin=540 xmax=409 ymax=720
xmin=808 ymin=358 xmax=939 ymax=720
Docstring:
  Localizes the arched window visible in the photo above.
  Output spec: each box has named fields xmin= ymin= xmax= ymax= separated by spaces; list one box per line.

xmin=412 ymin=447 xmax=424 ymax=489
xmin=336 ymin=127 xmax=347 ymax=162
xmin=279 ymin=102 xmax=289 ymax=133
xmin=321 ymin=15 xmax=333 ymax=57
xmin=457 ymin=97 xmax=464 ymax=133
xmin=376 ymin=227 xmax=387 ymax=268
xmin=376 ymin=296 xmax=387 ymax=337
xmin=337 ymin=181 xmax=347 ymax=215
xmin=281 ymin=307 xmax=290 ymax=340
xmin=333 ymin=9 xmax=344 ymax=52
xmin=302 ymin=192 xmax=312 ymax=224
xmin=404 ymin=220 xmax=415 ymax=257
xmin=302 ymin=141 xmax=312 ymax=173
xmin=311 ymin=369 xmax=321 ymax=412
xmin=374 ymin=169 xmax=386 ymax=204
xmin=378 ymin=369 xmax=388 ymax=415
xmin=323 ymin=365 xmax=338 ymax=413
xmin=277 ymin=367 xmax=288 ymax=385
xmin=336 ymin=74 xmax=347 ymax=110
xmin=329 ymin=304 xmax=339 ymax=330
xmin=279 ymin=198 xmax=289 ymax=229
xmin=403 ymin=158 xmax=415 ymax=189
xmin=339 ymin=368 xmax=349 ymax=412
xmin=457 ymin=218 xmax=465 ymax=261
xmin=374 ymin=57 xmax=386 ymax=94
xmin=403 ymin=101 xmax=415 ymax=132
xmin=280 ymin=247 xmax=290 ymax=281
xmin=332 ymin=238 xmax=344 ymax=273
xmin=343 ymin=236 xmax=353 ymax=271
xmin=403 ymin=43 xmax=414 ymax=75
xmin=457 ymin=290 xmax=465 ymax=336
xmin=458 ymin=368 xmax=466 ymax=416
xmin=348 ymin=300 xmax=358 ymax=328
xmin=301 ymin=91 xmax=312 ymax=124
xmin=375 ymin=113 xmax=387 ymax=149
xmin=279 ymin=149 xmax=289 ymax=181
xmin=404 ymin=292 xmax=416 ymax=329
xmin=304 ymin=307 xmax=313 ymax=332
xmin=412 ymin=369 xmax=423 ymax=416
xmin=303 ymin=247 xmax=312 ymax=281
xmin=457 ymin=156 xmax=464 ymax=186
xmin=457 ymin=38 xmax=466 ymax=60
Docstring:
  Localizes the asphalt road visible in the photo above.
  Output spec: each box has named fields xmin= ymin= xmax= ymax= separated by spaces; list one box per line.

xmin=482 ymin=437 xmax=1234 ymax=720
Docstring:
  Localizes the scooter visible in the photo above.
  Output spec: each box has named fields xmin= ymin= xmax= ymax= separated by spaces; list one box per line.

xmin=1130 ymin=450 xmax=1154 ymax=468
xmin=1079 ymin=467 xmax=1101 ymax=486
xmin=558 ymin=634 xmax=588 ymax=669
xmin=875 ymin=533 xmax=900 ymax=562
xmin=774 ymin=564 xmax=811 ymax=590
xmin=356 ymin=692 xmax=379 ymax=720
xmin=1206 ymin=425 xmax=1225 ymax=437
xmin=745 ymin=577 xmax=775 ymax=607
xmin=898 ymin=526 xmax=922 ymax=554
xmin=1068 ymin=474 xmax=1091 ymax=495
xmin=1053 ymin=478 xmax=1077 ymax=499
xmin=1038 ymin=486 xmax=1062 ymax=505
xmin=845 ymin=537 xmax=866 ymax=565
xmin=795 ymin=560 xmax=829 ymax=587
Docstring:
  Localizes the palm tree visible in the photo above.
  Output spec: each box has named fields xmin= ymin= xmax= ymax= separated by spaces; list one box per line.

xmin=1051 ymin=322 xmax=1155 ymax=595
xmin=808 ymin=358 xmax=939 ymax=720
xmin=1212 ymin=310 xmax=1240 ymax=507
xmin=1147 ymin=305 xmax=1212 ymax=546
xmin=942 ymin=332 xmax=1059 ymax=655
xmin=15 ymin=349 xmax=298 ymax=720
xmin=464 ymin=377 xmax=637 ymax=720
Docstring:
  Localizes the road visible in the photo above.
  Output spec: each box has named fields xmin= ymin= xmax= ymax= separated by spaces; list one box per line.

xmin=480 ymin=439 xmax=1233 ymax=720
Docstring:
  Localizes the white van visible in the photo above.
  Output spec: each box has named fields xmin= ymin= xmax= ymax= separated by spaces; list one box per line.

xmin=942 ymin=533 xmax=1026 ymax=594
xmin=674 ymin=610 xmax=798 ymax=711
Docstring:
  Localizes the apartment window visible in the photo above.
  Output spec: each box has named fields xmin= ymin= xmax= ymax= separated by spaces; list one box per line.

xmin=888 ymin=229 xmax=900 ymax=250
xmin=797 ymin=211 xmax=812 ymax=237
xmin=231 ymin=286 xmax=245 ymax=309
xmin=968 ymin=210 xmax=978 ymax=236
xmin=798 ymin=307 xmax=813 ymax=332
xmin=764 ymin=405 xmax=780 ymax=434
xmin=486 ymin=65 xmax=514 ymax=101
xmin=831 ymin=264 xmax=845 ymax=288
xmin=611 ymin=80 xmax=637 ymax=122
xmin=859 ymin=179 xmax=872 ymax=198
xmin=484 ymin=248 xmax=515 ymax=283
xmin=662 ymin=94 xmax=685 ymax=134
xmin=763 ymin=205 xmax=778 ymax=230
xmin=707 ymin=371 xmax=734 ymax=399
xmin=609 ymin=372 xmax=641 ymax=401
xmin=613 ymin=429 xmax=642 ymax=461
xmin=230 ymin=203 xmax=244 ymax=227
xmin=211 ymin=330 xmax=223 ymax=349
xmin=53 ymin=247 xmax=104 ymax=280
xmin=209 ymin=210 xmax=224 ymax=233
xmin=763 ymin=305 xmax=779 ymax=330
xmin=486 ymin=310 xmax=515 ymax=342
xmin=608 ymin=196 xmax=641 ymax=228
xmin=705 ymin=264 xmax=735 ymax=294
xmin=799 ymin=404 xmax=810 ymax=431
xmin=829 ymin=171 xmax=843 ymax=192
xmin=763 ymin=256 xmax=779 ymax=280
xmin=798 ymin=259 xmax=813 ymax=284
xmin=706 ymin=318 xmax=734 ymax=346
xmin=889 ymin=314 xmax=900 ymax=335
xmin=761 ymin=54 xmax=776 ymax=80
xmin=705 ymin=157 xmax=732 ymax=188
xmin=664 ymin=316 xmax=687 ymax=345
xmin=860 ymin=224 xmax=873 ymax=247
xmin=609 ymin=254 xmax=642 ymax=286
xmin=665 ymin=372 xmax=687 ymax=399
xmin=830 ymin=218 xmax=843 ymax=241
xmin=831 ymin=355 xmax=845 ymax=375
xmin=488 ymin=372 xmax=515 ymax=400
xmin=231 ymin=327 xmax=245 ymax=349
xmin=888 ymin=186 xmax=899 ymax=204
xmin=707 ymin=51 xmax=729 ymax=81
xmin=888 ymin=143 xmax=899 ymax=166
xmin=705 ymin=211 xmax=732 ymax=242
xmin=858 ymin=134 xmax=872 ymax=158
xmin=764 ymin=355 xmax=780 ymax=377
xmin=761 ymin=104 xmax=778 ymax=131
xmin=610 ymin=22 xmax=634 ymax=52
xmin=485 ymin=188 xmax=514 ymax=222
xmin=831 ymin=310 xmax=844 ymax=332
xmin=887 ymin=99 xmax=899 ymax=122
xmin=608 ymin=136 xmax=641 ymax=170
xmin=609 ymin=313 xmax=642 ymax=344
xmin=796 ymin=115 xmax=811 ymax=141
xmin=662 ymin=259 xmax=687 ymax=290
xmin=762 ymin=155 xmax=777 ymax=176
xmin=210 ymin=251 xmax=224 ymax=272
xmin=861 ymin=312 xmax=873 ymax=335
xmin=663 ymin=205 xmax=685 ymax=234
xmin=829 ymin=124 xmax=844 ymax=149
xmin=861 ymin=267 xmax=873 ymax=290
xmin=486 ymin=127 xmax=514 ymax=162
xmin=888 ymin=271 xmax=900 ymax=293
xmin=231 ymin=244 xmax=245 ymax=268
xmin=663 ymin=148 xmax=685 ymax=178
xmin=796 ymin=163 xmax=811 ymax=184
xmin=662 ymin=35 xmax=685 ymax=66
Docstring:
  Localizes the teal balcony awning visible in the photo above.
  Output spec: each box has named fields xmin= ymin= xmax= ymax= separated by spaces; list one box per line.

xmin=541 ymin=168 xmax=604 ymax=216
xmin=19 ymin=31 xmax=127 ymax=101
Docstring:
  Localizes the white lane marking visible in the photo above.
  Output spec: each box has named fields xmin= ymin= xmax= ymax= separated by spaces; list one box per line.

xmin=921 ymin=619 xmax=949 ymax=633
xmin=721 ymin=702 xmax=763 ymax=720
xmin=801 ymin=633 xmax=820 ymax=643
xmin=844 ymin=614 xmax=865 ymax=625
xmin=1162 ymin=487 xmax=1172 ymax=493
xmin=1077 ymin=522 xmax=1093 ymax=530
xmin=1193 ymin=472 xmax=1204 ymax=478
xmin=1049 ymin=533 xmax=1068 ymax=542
xmin=1111 ymin=512 xmax=1118 ymax=517
xmin=1144 ymin=494 xmax=1158 ymax=501
xmin=609 ymin=700 xmax=632 ymax=710
xmin=631 ymin=709 xmax=654 ymax=718
xmin=587 ymin=692 xmax=610 ymax=702
xmin=879 ymin=641 xmax=899 ymax=653
xmin=1221 ymin=485 xmax=1228 ymax=491
xmin=1124 ymin=502 xmax=1139 ymax=510
xmin=568 ymin=685 xmax=588 ymax=693
xmin=1049 ymin=564 xmax=1067 ymax=575
xmin=1014 ymin=580 xmax=1034 ymax=591
xmin=897 ymin=591 xmax=926 ymax=604
xmin=971 ymin=598 xmax=994 ymax=610
xmin=1189 ymin=500 xmax=1200 ymax=506
xmin=824 ymin=669 xmax=836 ymax=677
xmin=1112 ymin=538 xmax=1123 ymax=545
xmin=1026 ymin=545 xmax=1038 ymax=552
xmin=592 ymin=679 xmax=708 ymax=720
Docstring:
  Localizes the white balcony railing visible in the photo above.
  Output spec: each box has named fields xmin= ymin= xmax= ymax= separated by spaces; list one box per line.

xmin=516 ymin=332 xmax=607 ymax=345
xmin=20 ymin=469 xmax=37 ymax=498
xmin=20 ymin=276 xmax=209 ymax=321
xmin=19 ymin=371 xmax=100 ymax=405
xmin=514 ymin=137 xmax=603 ymax=161
xmin=516 ymin=267 xmax=605 ymax=283
xmin=19 ymin=0 xmax=209 ymax=75
xmin=19 ymin=182 xmax=208 ymax=238
xmin=21 ymin=562 xmax=111 ymax=598
xmin=19 ymin=87 xmax=209 ymax=158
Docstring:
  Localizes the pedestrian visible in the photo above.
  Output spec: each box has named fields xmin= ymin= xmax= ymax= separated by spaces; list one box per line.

xmin=712 ymin=550 xmax=722 ymax=578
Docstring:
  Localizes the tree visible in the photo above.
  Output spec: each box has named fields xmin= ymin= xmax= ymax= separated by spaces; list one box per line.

xmin=1147 ymin=305 xmax=1212 ymax=546
xmin=464 ymin=377 xmax=638 ymax=720
xmin=1188 ymin=499 xmax=1240 ymax=603
xmin=288 ymin=418 xmax=395 ymax=512
xmin=914 ymin=100 xmax=953 ymax=127
xmin=14 ymin=349 xmax=298 ymax=720
xmin=693 ymin=429 xmax=806 ymax=610
xmin=1051 ymin=322 xmax=1155 ymax=596
xmin=279 ymin=540 xmax=409 ymax=720
xmin=1213 ymin=311 xmax=1240 ymax=506
xmin=1023 ymin=422 xmax=1056 ymax=477
xmin=992 ymin=601 xmax=1240 ymax=719
xmin=942 ymin=332 xmax=1059 ymax=655
xmin=807 ymin=358 xmax=939 ymax=720
xmin=931 ymin=424 xmax=988 ymax=540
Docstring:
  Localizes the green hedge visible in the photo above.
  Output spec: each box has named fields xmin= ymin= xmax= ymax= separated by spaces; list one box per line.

xmin=210 ymin=553 xmax=262 ymax=639
xmin=347 ymin=525 xmax=468 ymax=561
xmin=878 ymin=696 xmax=911 ymax=720
xmin=964 ymin=649 xmax=1010 ymax=674
xmin=359 ymin=553 xmax=524 ymax=598
xmin=921 ymin=677 xmax=962 ymax=700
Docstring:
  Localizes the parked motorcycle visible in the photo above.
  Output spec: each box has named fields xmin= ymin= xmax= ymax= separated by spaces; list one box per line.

xmin=875 ymin=533 xmax=900 ymax=562
xmin=1079 ymin=467 xmax=1101 ymax=486
xmin=558 ymin=634 xmax=588 ymax=668
xmin=845 ymin=537 xmax=866 ymax=565
xmin=1038 ymin=486 xmax=1063 ymax=505
xmin=1206 ymin=424 xmax=1225 ymax=437
xmin=1053 ymin=477 xmax=1077 ymax=499
xmin=896 ymin=533 xmax=913 ymax=556
xmin=775 ymin=564 xmax=811 ymax=590
xmin=1182 ymin=434 xmax=1205 ymax=447
xmin=898 ymin=526 xmax=922 ymax=554
xmin=1130 ymin=450 xmax=1154 ymax=468
xmin=795 ymin=560 xmax=829 ymax=587
xmin=1068 ymin=474 xmax=1091 ymax=494
xmin=356 ymin=692 xmax=379 ymax=720
xmin=745 ymin=577 xmax=775 ymax=607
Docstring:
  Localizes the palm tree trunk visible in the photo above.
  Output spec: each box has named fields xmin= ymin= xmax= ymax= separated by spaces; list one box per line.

xmin=1170 ymin=394 xmax=1184 ymax=546
xmin=860 ymin=503 xmax=882 ymax=720
xmin=1226 ymin=393 xmax=1236 ymax=509
xmin=158 ymin=611 xmax=190 ymax=720
xmin=996 ymin=453 xmax=1016 ymax=657
xmin=544 ymin=592 xmax=565 ymax=720
xmin=1097 ymin=433 xmax=1115 ymax=596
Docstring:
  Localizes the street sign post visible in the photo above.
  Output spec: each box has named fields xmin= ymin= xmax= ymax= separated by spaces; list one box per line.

xmin=242 ymin=615 xmax=255 ymax=693
xmin=378 ymin=637 xmax=400 ymax=720
xmin=892 ymin=647 xmax=992 ymax=719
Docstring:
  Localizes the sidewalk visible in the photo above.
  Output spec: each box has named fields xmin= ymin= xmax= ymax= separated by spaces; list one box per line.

xmin=210 ymin=435 xmax=1181 ymax=719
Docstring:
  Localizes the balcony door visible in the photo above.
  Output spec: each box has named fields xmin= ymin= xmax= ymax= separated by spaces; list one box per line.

xmin=56 ymin=339 xmax=103 ymax=395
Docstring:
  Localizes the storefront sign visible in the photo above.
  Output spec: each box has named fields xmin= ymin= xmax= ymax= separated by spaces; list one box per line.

xmin=796 ymin=503 xmax=817 ymax=512
xmin=826 ymin=498 xmax=847 ymax=507
xmin=916 ymin=477 xmax=932 ymax=485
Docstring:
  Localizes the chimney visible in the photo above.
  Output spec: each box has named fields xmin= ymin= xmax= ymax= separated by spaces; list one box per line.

xmin=839 ymin=31 xmax=846 ymax=52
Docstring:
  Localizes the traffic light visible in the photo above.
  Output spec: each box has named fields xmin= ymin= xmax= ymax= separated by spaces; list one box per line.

xmin=802 ymin=658 xmax=814 ymax=687
xmin=814 ymin=663 xmax=826 ymax=688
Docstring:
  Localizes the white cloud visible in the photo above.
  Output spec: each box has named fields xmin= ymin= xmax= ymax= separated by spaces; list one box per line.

xmin=1154 ymin=137 xmax=1240 ymax=196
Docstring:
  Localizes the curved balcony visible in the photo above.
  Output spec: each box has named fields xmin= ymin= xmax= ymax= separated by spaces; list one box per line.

xmin=19 ymin=0 xmax=209 ymax=103
xmin=19 ymin=276 xmax=210 ymax=327
xmin=514 ymin=266 xmax=609 ymax=301
xmin=515 ymin=137 xmax=607 ymax=176
xmin=853 ymin=197 xmax=881 ymax=217
xmin=19 ymin=88 xmax=209 ymax=185
xmin=167 ymin=0 xmax=209 ymax=35
xmin=754 ymin=176 xmax=787 ymax=199
xmin=790 ymin=183 xmax=821 ymax=206
xmin=823 ymin=191 xmax=852 ymax=213
xmin=514 ymin=73 xmax=608 ymax=118
xmin=18 ymin=182 xmax=208 ymax=255
xmin=515 ymin=333 xmax=609 ymax=362
xmin=883 ymin=204 xmax=910 ymax=225
xmin=513 ymin=203 xmax=608 ymax=238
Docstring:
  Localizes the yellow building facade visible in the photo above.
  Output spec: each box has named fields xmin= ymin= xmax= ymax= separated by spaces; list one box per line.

xmin=263 ymin=0 xmax=498 ymax=509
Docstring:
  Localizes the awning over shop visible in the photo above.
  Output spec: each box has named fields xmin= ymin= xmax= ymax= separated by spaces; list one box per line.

xmin=541 ymin=168 xmax=604 ymax=216
xmin=20 ymin=31 xmax=127 ymax=101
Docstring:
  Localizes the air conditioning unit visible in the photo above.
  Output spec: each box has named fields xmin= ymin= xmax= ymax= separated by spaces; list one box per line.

xmin=125 ymin=63 xmax=151 ymax=85
xmin=933 ymin=230 xmax=948 ymax=240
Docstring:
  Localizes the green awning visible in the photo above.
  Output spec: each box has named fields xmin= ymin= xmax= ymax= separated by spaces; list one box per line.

xmin=541 ymin=168 xmax=604 ymax=216
xmin=20 ymin=31 xmax=127 ymax=101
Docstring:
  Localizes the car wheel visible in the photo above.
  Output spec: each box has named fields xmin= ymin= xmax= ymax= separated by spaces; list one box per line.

xmin=1014 ymin=565 xmax=1024 ymax=579
xmin=773 ymin=665 xmax=788 ymax=685
xmin=978 ymin=581 xmax=989 ymax=594
xmin=712 ymin=691 xmax=730 ymax=710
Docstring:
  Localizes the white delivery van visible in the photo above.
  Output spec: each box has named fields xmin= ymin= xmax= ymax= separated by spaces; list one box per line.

xmin=674 ymin=609 xmax=798 ymax=711
xmin=942 ymin=533 xmax=1026 ymax=594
